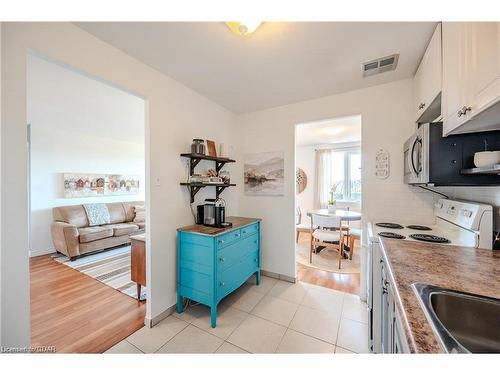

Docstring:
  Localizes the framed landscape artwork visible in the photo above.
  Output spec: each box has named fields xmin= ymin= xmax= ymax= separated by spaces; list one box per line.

xmin=63 ymin=173 xmax=140 ymax=198
xmin=244 ymin=151 xmax=284 ymax=196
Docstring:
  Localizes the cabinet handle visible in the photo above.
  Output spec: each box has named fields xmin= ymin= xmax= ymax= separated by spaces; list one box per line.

xmin=418 ymin=103 xmax=425 ymax=110
xmin=458 ymin=106 xmax=472 ymax=118
xmin=219 ymin=281 xmax=225 ymax=287
xmin=254 ymin=258 xmax=258 ymax=263
xmin=242 ymin=230 xmax=247 ymax=234
xmin=236 ymin=233 xmax=240 ymax=237
xmin=254 ymin=240 xmax=257 ymax=244
xmin=219 ymin=257 xmax=225 ymax=262
xmin=218 ymin=239 xmax=224 ymax=244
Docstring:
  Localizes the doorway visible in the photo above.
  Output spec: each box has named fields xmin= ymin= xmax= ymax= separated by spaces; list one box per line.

xmin=27 ymin=52 xmax=147 ymax=352
xmin=294 ymin=115 xmax=362 ymax=293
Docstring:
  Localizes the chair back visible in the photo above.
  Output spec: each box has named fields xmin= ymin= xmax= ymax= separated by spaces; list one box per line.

xmin=311 ymin=213 xmax=342 ymax=229
xmin=296 ymin=206 xmax=302 ymax=225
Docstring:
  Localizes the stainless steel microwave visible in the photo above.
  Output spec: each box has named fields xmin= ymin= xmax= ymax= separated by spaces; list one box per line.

xmin=404 ymin=122 xmax=500 ymax=186
xmin=404 ymin=123 xmax=430 ymax=184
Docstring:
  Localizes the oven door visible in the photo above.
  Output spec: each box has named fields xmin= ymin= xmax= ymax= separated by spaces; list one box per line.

xmin=403 ymin=125 xmax=429 ymax=184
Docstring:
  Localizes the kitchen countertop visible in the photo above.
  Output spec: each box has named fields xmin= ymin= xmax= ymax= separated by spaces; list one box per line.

xmin=380 ymin=238 xmax=500 ymax=353
xmin=177 ymin=216 xmax=261 ymax=236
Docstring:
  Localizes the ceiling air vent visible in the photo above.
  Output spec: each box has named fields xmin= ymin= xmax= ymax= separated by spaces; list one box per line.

xmin=362 ymin=54 xmax=399 ymax=77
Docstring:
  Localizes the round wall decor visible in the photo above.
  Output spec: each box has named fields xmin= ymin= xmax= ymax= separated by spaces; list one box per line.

xmin=296 ymin=168 xmax=307 ymax=194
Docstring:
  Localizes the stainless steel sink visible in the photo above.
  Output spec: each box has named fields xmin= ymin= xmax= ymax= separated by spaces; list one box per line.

xmin=412 ymin=283 xmax=500 ymax=353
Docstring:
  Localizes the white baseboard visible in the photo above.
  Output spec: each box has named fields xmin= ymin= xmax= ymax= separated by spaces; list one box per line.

xmin=144 ymin=304 xmax=176 ymax=328
xmin=29 ymin=248 xmax=56 ymax=257
xmin=261 ymin=269 xmax=296 ymax=283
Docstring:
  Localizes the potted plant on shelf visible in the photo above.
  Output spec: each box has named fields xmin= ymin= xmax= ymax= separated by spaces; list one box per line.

xmin=327 ymin=186 xmax=337 ymax=213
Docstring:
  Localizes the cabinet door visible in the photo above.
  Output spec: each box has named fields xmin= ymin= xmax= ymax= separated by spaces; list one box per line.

xmin=467 ymin=22 xmax=500 ymax=117
xmin=442 ymin=22 xmax=469 ymax=135
xmin=414 ymin=23 xmax=442 ymax=122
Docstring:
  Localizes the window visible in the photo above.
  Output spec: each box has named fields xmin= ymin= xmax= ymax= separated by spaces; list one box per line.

xmin=330 ymin=150 xmax=361 ymax=201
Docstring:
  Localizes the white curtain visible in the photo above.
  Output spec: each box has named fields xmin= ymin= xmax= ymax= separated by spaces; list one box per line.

xmin=314 ymin=149 xmax=333 ymax=209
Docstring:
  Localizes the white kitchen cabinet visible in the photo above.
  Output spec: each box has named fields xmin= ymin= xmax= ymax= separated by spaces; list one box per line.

xmin=467 ymin=23 xmax=500 ymax=119
xmin=442 ymin=22 xmax=500 ymax=135
xmin=414 ymin=23 xmax=442 ymax=123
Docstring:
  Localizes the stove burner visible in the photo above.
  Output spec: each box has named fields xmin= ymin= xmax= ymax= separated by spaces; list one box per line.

xmin=378 ymin=232 xmax=406 ymax=239
xmin=409 ymin=234 xmax=450 ymax=243
xmin=406 ymin=225 xmax=432 ymax=231
xmin=375 ymin=222 xmax=404 ymax=229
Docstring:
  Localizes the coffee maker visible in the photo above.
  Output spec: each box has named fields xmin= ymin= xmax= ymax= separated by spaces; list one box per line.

xmin=196 ymin=198 xmax=232 ymax=228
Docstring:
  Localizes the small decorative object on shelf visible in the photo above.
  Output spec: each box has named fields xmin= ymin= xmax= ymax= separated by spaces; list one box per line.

xmin=206 ymin=140 xmax=217 ymax=157
xmin=191 ymin=139 xmax=206 ymax=155
xmin=188 ymin=174 xmax=203 ymax=184
xmin=219 ymin=170 xmax=230 ymax=184
xmin=219 ymin=143 xmax=229 ymax=158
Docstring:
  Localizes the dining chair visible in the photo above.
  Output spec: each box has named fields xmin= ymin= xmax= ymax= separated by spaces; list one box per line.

xmin=310 ymin=213 xmax=344 ymax=269
xmin=341 ymin=226 xmax=362 ymax=260
xmin=296 ymin=206 xmax=316 ymax=243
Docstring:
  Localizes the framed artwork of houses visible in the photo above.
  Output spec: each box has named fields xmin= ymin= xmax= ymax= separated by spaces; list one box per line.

xmin=63 ymin=173 xmax=140 ymax=198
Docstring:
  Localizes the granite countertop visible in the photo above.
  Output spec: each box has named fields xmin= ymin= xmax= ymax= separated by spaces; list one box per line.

xmin=177 ymin=216 xmax=261 ymax=236
xmin=380 ymin=238 xmax=500 ymax=353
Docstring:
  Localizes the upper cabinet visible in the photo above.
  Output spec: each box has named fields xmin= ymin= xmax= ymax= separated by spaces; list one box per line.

xmin=414 ymin=23 xmax=442 ymax=123
xmin=442 ymin=22 xmax=500 ymax=136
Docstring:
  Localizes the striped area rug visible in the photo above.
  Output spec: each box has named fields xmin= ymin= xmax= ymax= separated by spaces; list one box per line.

xmin=53 ymin=245 xmax=146 ymax=301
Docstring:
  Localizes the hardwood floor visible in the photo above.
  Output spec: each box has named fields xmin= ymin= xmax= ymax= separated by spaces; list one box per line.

xmin=30 ymin=254 xmax=146 ymax=353
xmin=295 ymin=234 xmax=361 ymax=294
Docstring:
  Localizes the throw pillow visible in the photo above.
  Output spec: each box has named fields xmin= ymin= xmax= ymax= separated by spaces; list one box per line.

xmin=83 ymin=203 xmax=111 ymax=226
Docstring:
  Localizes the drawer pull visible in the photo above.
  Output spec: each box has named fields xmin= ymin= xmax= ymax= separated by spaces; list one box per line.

xmin=242 ymin=230 xmax=247 ymax=234
xmin=218 ymin=239 xmax=224 ymax=244
xmin=235 ymin=233 xmax=241 ymax=237
xmin=219 ymin=281 xmax=225 ymax=287
xmin=219 ymin=257 xmax=225 ymax=262
xmin=254 ymin=258 xmax=258 ymax=263
xmin=254 ymin=240 xmax=257 ymax=244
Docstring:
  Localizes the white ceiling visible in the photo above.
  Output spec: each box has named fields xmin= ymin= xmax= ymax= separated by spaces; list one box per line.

xmin=296 ymin=115 xmax=361 ymax=147
xmin=76 ymin=22 xmax=437 ymax=114
xmin=27 ymin=53 xmax=145 ymax=143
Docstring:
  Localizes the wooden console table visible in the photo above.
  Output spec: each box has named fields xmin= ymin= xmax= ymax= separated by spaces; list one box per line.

xmin=130 ymin=234 xmax=146 ymax=301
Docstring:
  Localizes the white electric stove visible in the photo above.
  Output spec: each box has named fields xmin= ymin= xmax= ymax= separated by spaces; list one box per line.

xmin=366 ymin=198 xmax=494 ymax=353
xmin=368 ymin=198 xmax=494 ymax=249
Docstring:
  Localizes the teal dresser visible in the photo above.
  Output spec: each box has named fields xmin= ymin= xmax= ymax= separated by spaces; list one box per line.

xmin=176 ymin=217 xmax=261 ymax=327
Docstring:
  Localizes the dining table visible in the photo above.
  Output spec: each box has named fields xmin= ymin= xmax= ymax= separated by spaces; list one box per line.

xmin=306 ymin=208 xmax=362 ymax=221
xmin=306 ymin=208 xmax=362 ymax=258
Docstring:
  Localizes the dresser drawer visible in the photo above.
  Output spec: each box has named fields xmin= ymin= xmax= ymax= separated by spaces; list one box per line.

xmin=240 ymin=223 xmax=259 ymax=238
xmin=216 ymin=229 xmax=242 ymax=249
xmin=217 ymin=233 xmax=259 ymax=272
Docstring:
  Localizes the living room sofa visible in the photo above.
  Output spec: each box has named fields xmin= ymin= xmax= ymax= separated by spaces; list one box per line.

xmin=51 ymin=201 xmax=145 ymax=260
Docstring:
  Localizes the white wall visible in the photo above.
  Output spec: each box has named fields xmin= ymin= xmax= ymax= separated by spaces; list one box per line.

xmin=29 ymin=127 xmax=145 ymax=255
xmin=1 ymin=22 xmax=236 ymax=346
xmin=235 ymin=79 xmax=437 ymax=280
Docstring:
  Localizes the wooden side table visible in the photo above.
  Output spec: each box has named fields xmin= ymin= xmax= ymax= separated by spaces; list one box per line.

xmin=130 ymin=234 xmax=146 ymax=301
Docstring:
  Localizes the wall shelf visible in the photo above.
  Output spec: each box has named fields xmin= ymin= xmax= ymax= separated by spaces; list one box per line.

xmin=180 ymin=153 xmax=235 ymax=175
xmin=180 ymin=153 xmax=236 ymax=203
xmin=461 ymin=164 xmax=500 ymax=175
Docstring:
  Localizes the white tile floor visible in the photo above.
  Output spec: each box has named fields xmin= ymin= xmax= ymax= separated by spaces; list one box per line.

xmin=105 ymin=276 xmax=369 ymax=354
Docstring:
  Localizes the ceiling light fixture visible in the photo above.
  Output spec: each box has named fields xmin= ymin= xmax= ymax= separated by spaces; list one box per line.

xmin=225 ymin=21 xmax=262 ymax=36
